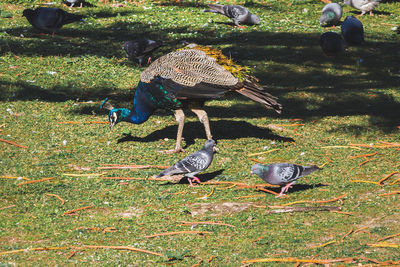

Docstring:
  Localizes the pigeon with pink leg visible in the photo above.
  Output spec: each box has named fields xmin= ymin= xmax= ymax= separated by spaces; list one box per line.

xmin=157 ymin=140 xmax=217 ymax=186
xmin=250 ymin=163 xmax=321 ymax=197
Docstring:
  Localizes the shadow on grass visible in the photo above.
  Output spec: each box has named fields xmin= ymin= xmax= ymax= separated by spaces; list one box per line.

xmin=2 ymin=20 xmax=400 ymax=131
xmin=263 ymin=183 xmax=329 ymax=196
xmin=116 ymin=120 xmax=294 ymax=148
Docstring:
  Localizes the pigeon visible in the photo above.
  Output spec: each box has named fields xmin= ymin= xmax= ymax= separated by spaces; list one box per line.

xmin=341 ymin=16 xmax=364 ymax=45
xmin=63 ymin=0 xmax=85 ymax=8
xmin=122 ymin=38 xmax=163 ymax=67
xmin=250 ymin=163 xmax=321 ymax=197
xmin=22 ymin=7 xmax=83 ymax=34
xmin=320 ymin=3 xmax=342 ymax=26
xmin=204 ymin=4 xmax=260 ymax=28
xmin=320 ymin=32 xmax=347 ymax=56
xmin=343 ymin=0 xmax=380 ymax=16
xmin=157 ymin=139 xmax=217 ymax=186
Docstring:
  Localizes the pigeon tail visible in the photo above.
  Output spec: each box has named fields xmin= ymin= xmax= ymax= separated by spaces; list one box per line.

xmin=301 ymin=165 xmax=321 ymax=176
xmin=62 ymin=12 xmax=84 ymax=24
xmin=236 ymin=79 xmax=282 ymax=113
xmin=204 ymin=4 xmax=224 ymax=14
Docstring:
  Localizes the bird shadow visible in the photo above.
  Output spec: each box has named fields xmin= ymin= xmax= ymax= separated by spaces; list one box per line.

xmin=158 ymin=169 xmax=225 ymax=186
xmin=179 ymin=169 xmax=225 ymax=185
xmin=117 ymin=120 xmax=294 ymax=149
xmin=259 ymin=183 xmax=328 ymax=196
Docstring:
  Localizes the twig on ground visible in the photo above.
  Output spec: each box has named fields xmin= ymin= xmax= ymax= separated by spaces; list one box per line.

xmin=340 ymin=228 xmax=354 ymax=243
xmin=367 ymin=242 xmax=399 ymax=248
xmin=350 ymin=180 xmax=380 ymax=185
xmin=145 ymin=231 xmax=211 ymax=238
xmin=280 ymin=194 xmax=346 ymax=206
xmin=17 ymin=177 xmax=54 ymax=187
xmin=62 ymin=206 xmax=93 ymax=216
xmin=62 ymin=173 xmax=104 ymax=177
xmin=82 ymin=245 xmax=164 ymax=257
xmin=379 ymin=191 xmax=400 ymax=196
xmin=178 ymin=221 xmax=235 ymax=228
xmin=191 ymin=258 xmax=203 ymax=267
xmin=267 ymin=206 xmax=340 ymax=214
xmin=378 ymin=172 xmax=399 ymax=185
xmin=330 ymin=210 xmax=353 ymax=215
xmin=0 ymin=205 xmax=16 ymax=211
xmin=0 ymin=138 xmax=27 ymax=148
xmin=309 ymin=240 xmax=336 ymax=249
xmin=257 ymin=187 xmax=280 ymax=196
xmin=67 ymin=251 xmax=76 ymax=259
xmin=350 ymin=152 xmax=378 ymax=159
xmin=321 ymin=146 xmax=362 ymax=150
xmin=235 ymin=194 xmax=265 ymax=199
xmin=377 ymin=233 xmax=400 ymax=242
xmin=98 ymin=165 xmax=169 ymax=170
xmin=58 ymin=121 xmax=108 ymax=124
xmin=0 ymin=176 xmax=30 ymax=180
xmin=102 ymin=177 xmax=171 ymax=181
xmin=242 ymin=257 xmax=354 ymax=264
xmin=45 ymin=193 xmax=65 ymax=205
xmin=248 ymin=149 xmax=279 ymax=157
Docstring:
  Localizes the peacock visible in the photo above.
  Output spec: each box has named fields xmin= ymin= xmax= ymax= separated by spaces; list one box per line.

xmin=102 ymin=45 xmax=282 ymax=153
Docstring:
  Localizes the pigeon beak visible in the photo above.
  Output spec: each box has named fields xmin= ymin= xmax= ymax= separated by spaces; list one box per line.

xmin=213 ymin=146 xmax=219 ymax=152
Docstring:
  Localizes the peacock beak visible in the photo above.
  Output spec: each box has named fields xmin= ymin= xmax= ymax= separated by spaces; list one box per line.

xmin=109 ymin=121 xmax=115 ymax=131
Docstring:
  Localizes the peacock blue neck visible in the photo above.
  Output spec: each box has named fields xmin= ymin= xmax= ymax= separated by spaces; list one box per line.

xmin=119 ymin=83 xmax=157 ymax=124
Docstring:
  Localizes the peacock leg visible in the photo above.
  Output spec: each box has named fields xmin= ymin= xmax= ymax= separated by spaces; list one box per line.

xmin=161 ymin=109 xmax=186 ymax=154
xmin=191 ymin=109 xmax=212 ymax=140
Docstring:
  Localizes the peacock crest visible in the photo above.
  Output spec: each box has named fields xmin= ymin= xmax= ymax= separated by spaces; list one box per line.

xmin=178 ymin=44 xmax=254 ymax=82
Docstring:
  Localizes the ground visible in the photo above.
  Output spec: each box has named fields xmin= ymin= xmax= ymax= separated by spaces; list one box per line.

xmin=0 ymin=0 xmax=399 ymax=266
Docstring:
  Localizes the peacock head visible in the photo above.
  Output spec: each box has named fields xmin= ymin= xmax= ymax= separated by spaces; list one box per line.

xmin=108 ymin=108 xmax=124 ymax=130
xmin=101 ymin=98 xmax=127 ymax=130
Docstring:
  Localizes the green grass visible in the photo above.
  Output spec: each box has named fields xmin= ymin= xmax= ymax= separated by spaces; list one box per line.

xmin=1 ymin=0 xmax=400 ymax=265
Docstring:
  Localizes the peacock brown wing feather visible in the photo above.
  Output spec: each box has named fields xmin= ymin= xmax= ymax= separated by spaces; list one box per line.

xmin=140 ymin=49 xmax=239 ymax=87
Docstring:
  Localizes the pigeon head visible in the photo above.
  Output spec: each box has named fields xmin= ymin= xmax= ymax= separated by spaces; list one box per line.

xmin=320 ymin=12 xmax=335 ymax=26
xmin=250 ymin=164 xmax=268 ymax=176
xmin=203 ymin=139 xmax=218 ymax=152
xmin=22 ymin=9 xmax=34 ymax=18
xmin=122 ymin=41 xmax=129 ymax=51
xmin=250 ymin=14 xmax=261 ymax=25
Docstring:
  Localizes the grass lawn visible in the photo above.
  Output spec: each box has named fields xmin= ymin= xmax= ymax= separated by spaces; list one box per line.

xmin=0 ymin=0 xmax=399 ymax=265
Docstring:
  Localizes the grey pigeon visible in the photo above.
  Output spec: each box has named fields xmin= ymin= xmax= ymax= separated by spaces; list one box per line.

xmin=22 ymin=7 xmax=83 ymax=34
xmin=157 ymin=139 xmax=217 ymax=186
xmin=204 ymin=4 xmax=260 ymax=28
xmin=251 ymin=163 xmax=321 ymax=197
xmin=341 ymin=16 xmax=364 ymax=45
xmin=320 ymin=32 xmax=347 ymax=56
xmin=320 ymin=3 xmax=342 ymax=26
xmin=344 ymin=0 xmax=380 ymax=16
xmin=63 ymin=0 xmax=85 ymax=8
xmin=122 ymin=38 xmax=163 ymax=67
